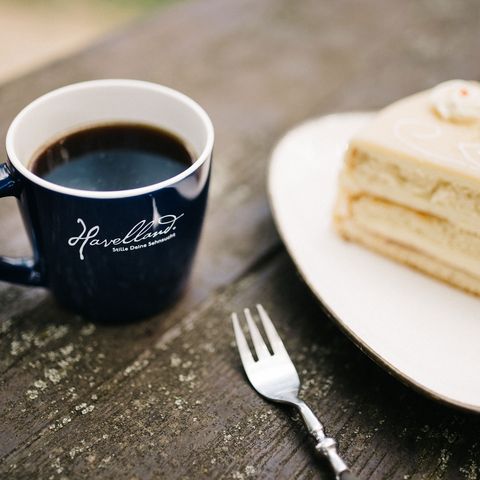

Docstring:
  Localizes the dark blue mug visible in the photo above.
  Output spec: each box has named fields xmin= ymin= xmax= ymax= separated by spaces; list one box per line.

xmin=0 ymin=80 xmax=214 ymax=322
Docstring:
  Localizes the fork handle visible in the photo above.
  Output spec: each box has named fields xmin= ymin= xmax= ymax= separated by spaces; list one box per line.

xmin=296 ymin=402 xmax=357 ymax=479
xmin=315 ymin=437 xmax=354 ymax=479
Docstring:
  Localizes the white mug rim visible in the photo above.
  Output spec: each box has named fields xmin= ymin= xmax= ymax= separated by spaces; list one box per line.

xmin=5 ymin=79 xmax=214 ymax=199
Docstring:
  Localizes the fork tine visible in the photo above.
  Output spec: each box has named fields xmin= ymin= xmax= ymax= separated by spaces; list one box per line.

xmin=231 ymin=312 xmax=255 ymax=366
xmin=256 ymin=304 xmax=288 ymax=354
xmin=244 ymin=308 xmax=271 ymax=360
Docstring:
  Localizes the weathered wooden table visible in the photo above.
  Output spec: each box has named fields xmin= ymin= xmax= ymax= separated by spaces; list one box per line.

xmin=1 ymin=0 xmax=479 ymax=478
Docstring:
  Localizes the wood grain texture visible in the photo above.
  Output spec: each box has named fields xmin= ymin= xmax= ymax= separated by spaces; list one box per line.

xmin=0 ymin=0 xmax=479 ymax=478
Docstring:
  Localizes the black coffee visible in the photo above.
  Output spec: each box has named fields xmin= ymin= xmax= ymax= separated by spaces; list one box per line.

xmin=30 ymin=123 xmax=195 ymax=191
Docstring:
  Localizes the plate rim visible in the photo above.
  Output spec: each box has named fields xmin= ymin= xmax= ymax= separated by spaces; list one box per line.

xmin=267 ymin=112 xmax=480 ymax=414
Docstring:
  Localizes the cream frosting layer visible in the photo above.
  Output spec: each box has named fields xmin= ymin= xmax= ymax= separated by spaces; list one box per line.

xmin=350 ymin=85 xmax=480 ymax=181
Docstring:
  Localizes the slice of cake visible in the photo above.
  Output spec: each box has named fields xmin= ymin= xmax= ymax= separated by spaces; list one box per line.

xmin=334 ymin=80 xmax=480 ymax=295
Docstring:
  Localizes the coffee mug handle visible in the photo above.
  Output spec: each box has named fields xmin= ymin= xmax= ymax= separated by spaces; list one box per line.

xmin=0 ymin=164 xmax=44 ymax=286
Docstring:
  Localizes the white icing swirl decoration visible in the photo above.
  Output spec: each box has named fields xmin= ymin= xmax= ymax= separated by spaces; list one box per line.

xmin=430 ymin=80 xmax=480 ymax=123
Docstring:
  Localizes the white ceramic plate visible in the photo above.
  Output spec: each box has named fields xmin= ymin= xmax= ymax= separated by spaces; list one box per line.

xmin=268 ymin=112 xmax=480 ymax=412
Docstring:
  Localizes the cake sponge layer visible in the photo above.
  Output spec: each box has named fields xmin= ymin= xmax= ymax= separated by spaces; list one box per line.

xmin=334 ymin=191 xmax=480 ymax=295
xmin=341 ymin=147 xmax=480 ymax=234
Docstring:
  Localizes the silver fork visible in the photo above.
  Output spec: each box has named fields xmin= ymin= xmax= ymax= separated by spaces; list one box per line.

xmin=232 ymin=304 xmax=358 ymax=480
